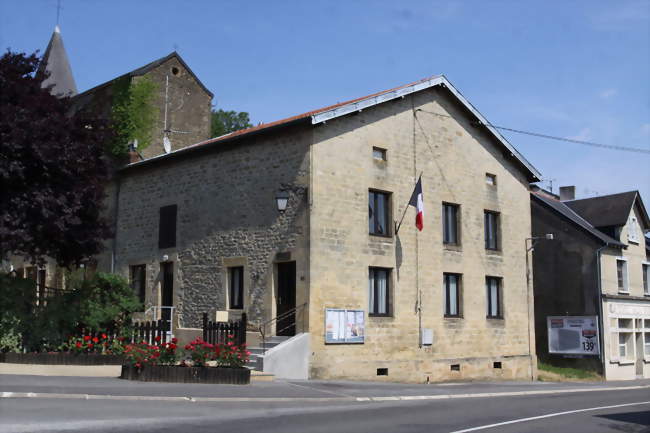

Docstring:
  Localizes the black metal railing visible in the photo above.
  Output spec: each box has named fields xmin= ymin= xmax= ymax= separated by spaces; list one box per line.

xmin=259 ymin=302 xmax=308 ymax=355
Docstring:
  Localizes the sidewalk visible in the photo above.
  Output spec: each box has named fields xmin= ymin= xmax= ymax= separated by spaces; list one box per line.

xmin=2 ymin=374 xmax=649 ymax=402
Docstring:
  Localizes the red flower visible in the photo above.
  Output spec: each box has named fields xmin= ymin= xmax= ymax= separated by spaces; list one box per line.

xmin=171 ymin=338 xmax=178 ymax=344
xmin=101 ymin=333 xmax=107 ymax=339
xmin=83 ymin=335 xmax=91 ymax=341
xmin=87 ymin=343 xmax=94 ymax=349
xmin=154 ymin=336 xmax=161 ymax=342
xmin=92 ymin=337 xmax=99 ymax=343
xmin=75 ymin=342 xmax=82 ymax=348
xmin=168 ymin=343 xmax=177 ymax=350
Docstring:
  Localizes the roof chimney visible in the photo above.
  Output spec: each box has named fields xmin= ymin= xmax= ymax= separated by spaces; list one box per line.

xmin=559 ymin=186 xmax=575 ymax=201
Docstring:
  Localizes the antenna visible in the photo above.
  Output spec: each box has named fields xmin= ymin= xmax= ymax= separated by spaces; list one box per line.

xmin=160 ymin=74 xmax=194 ymax=152
xmin=56 ymin=0 xmax=63 ymax=26
xmin=545 ymin=178 xmax=557 ymax=193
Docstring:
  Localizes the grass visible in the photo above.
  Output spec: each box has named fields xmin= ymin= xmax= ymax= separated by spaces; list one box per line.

xmin=537 ymin=361 xmax=602 ymax=381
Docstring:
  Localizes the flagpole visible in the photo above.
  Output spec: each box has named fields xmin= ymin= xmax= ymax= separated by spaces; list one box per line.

xmin=412 ymin=104 xmax=422 ymax=349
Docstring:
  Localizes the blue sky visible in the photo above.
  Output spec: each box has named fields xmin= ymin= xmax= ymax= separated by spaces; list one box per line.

xmin=2 ymin=0 xmax=648 ymax=201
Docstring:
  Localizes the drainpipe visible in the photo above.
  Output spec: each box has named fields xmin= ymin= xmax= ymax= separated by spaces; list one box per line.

xmin=595 ymin=244 xmax=607 ymax=378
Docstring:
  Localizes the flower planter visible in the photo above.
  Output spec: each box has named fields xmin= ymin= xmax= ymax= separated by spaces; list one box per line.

xmin=0 ymin=352 xmax=124 ymax=365
xmin=120 ymin=364 xmax=250 ymax=385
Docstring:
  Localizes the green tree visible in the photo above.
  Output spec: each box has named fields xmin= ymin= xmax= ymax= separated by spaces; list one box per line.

xmin=210 ymin=109 xmax=252 ymax=137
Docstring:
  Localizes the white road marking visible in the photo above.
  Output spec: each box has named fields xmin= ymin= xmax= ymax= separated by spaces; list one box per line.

xmin=449 ymin=400 xmax=650 ymax=433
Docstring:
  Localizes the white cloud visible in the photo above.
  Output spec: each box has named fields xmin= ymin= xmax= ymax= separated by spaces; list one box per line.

xmin=568 ymin=128 xmax=591 ymax=141
xmin=599 ymin=88 xmax=618 ymax=99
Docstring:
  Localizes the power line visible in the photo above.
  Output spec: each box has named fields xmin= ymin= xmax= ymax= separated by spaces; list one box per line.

xmin=415 ymin=109 xmax=650 ymax=155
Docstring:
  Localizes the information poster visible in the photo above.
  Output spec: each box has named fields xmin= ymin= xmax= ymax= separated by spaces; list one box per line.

xmin=547 ymin=316 xmax=600 ymax=355
xmin=325 ymin=309 xmax=365 ymax=344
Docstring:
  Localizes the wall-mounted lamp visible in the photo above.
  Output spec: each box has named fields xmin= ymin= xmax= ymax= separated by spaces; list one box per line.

xmin=275 ymin=190 xmax=289 ymax=212
xmin=162 ymin=254 xmax=169 ymax=262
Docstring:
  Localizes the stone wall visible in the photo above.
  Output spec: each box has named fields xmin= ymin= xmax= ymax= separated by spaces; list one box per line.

xmin=112 ymin=124 xmax=311 ymax=328
xmin=137 ymin=57 xmax=212 ymax=159
xmin=308 ymin=86 xmax=536 ymax=382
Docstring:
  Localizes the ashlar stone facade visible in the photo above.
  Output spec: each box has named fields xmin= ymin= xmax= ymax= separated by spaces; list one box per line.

xmin=107 ymin=78 xmax=539 ymax=383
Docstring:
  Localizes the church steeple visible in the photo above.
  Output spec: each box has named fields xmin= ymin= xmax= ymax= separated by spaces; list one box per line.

xmin=38 ymin=25 xmax=77 ymax=97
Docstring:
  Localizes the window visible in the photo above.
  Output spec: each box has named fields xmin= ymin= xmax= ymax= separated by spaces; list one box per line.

xmin=372 ymin=147 xmax=387 ymax=161
xmin=645 ymin=333 xmax=650 ymax=356
xmin=484 ymin=211 xmax=499 ymax=250
xmin=130 ymin=265 xmax=146 ymax=304
xmin=228 ymin=266 xmax=244 ymax=309
xmin=158 ymin=205 xmax=177 ymax=249
xmin=616 ymin=259 xmax=629 ymax=293
xmin=369 ymin=267 xmax=390 ymax=316
xmin=369 ymin=190 xmax=391 ymax=236
xmin=643 ymin=264 xmax=649 ymax=295
xmin=443 ymin=273 xmax=461 ymax=317
xmin=627 ymin=215 xmax=639 ymax=243
xmin=442 ymin=203 xmax=459 ymax=245
xmin=486 ymin=276 xmax=502 ymax=318
xmin=618 ymin=333 xmax=632 ymax=359
xmin=485 ymin=173 xmax=496 ymax=186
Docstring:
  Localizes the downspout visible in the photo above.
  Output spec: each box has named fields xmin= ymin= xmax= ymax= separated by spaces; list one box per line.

xmin=595 ymin=244 xmax=607 ymax=378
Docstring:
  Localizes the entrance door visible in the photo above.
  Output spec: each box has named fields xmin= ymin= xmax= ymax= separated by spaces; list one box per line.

xmin=161 ymin=262 xmax=174 ymax=333
xmin=276 ymin=262 xmax=296 ymax=336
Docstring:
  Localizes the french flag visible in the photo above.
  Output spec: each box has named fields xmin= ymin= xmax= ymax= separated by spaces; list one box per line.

xmin=408 ymin=176 xmax=424 ymax=231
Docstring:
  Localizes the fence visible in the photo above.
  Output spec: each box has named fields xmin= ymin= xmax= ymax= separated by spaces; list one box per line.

xmin=202 ymin=313 xmax=247 ymax=346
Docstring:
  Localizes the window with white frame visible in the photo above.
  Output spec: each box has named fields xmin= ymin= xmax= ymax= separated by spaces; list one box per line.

xmin=627 ymin=215 xmax=639 ymax=243
xmin=616 ymin=259 xmax=629 ymax=293
xmin=643 ymin=263 xmax=649 ymax=295
xmin=645 ymin=333 xmax=650 ymax=356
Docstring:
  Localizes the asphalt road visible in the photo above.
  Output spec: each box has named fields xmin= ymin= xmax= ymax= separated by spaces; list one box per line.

xmin=1 ymin=376 xmax=649 ymax=433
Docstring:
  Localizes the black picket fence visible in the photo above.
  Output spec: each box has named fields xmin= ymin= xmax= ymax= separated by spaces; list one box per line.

xmin=202 ymin=313 xmax=247 ymax=346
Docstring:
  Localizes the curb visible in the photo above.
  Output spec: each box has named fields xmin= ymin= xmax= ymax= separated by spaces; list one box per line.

xmin=1 ymin=384 xmax=649 ymax=403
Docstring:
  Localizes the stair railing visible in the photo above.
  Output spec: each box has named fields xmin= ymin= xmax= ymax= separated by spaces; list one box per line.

xmin=259 ymin=302 xmax=308 ymax=355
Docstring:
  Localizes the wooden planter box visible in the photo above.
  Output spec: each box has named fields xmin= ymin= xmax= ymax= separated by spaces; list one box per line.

xmin=120 ymin=365 xmax=250 ymax=385
xmin=0 ymin=352 xmax=124 ymax=365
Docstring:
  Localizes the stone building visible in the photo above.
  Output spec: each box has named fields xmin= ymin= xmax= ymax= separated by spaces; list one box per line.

xmin=531 ymin=187 xmax=650 ymax=380
xmin=107 ymin=75 xmax=542 ymax=382
xmin=9 ymin=27 xmax=213 ymax=291
xmin=71 ymin=51 xmax=213 ymax=159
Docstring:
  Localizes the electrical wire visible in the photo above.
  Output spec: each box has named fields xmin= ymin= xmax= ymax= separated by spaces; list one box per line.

xmin=415 ymin=109 xmax=650 ymax=155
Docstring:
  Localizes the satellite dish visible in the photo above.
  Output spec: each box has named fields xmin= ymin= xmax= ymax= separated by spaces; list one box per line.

xmin=163 ymin=136 xmax=172 ymax=154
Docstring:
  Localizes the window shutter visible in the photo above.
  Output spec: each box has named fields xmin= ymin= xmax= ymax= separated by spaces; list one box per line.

xmin=159 ymin=205 xmax=177 ymax=249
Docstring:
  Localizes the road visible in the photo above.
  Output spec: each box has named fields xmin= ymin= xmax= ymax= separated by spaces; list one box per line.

xmin=1 ymin=375 xmax=648 ymax=432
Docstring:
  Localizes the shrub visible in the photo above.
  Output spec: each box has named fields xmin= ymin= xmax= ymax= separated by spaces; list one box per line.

xmin=124 ymin=337 xmax=179 ymax=368
xmin=184 ymin=335 xmax=250 ymax=368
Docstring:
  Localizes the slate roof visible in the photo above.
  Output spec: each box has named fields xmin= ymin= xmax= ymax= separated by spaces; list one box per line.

xmin=123 ymin=75 xmax=541 ymax=182
xmin=564 ymin=191 xmax=650 ymax=229
xmin=38 ymin=26 xmax=77 ymax=97
xmin=74 ymin=51 xmax=213 ymax=99
xmin=531 ymin=191 xmax=625 ymax=248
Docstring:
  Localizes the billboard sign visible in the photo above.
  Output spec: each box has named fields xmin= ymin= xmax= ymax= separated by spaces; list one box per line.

xmin=325 ymin=309 xmax=365 ymax=344
xmin=547 ymin=316 xmax=600 ymax=355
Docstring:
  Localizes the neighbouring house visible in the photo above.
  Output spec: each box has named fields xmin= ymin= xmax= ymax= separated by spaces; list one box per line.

xmin=530 ymin=186 xmax=650 ymax=380
xmin=100 ymin=74 xmax=543 ymax=382
xmin=9 ymin=26 xmax=213 ymax=292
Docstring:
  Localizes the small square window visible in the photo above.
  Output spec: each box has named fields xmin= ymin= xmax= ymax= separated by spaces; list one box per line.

xmin=486 ymin=173 xmax=497 ymax=186
xmin=372 ymin=147 xmax=387 ymax=161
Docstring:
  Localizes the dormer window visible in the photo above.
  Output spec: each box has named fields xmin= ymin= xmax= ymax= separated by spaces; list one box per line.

xmin=627 ymin=215 xmax=639 ymax=243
